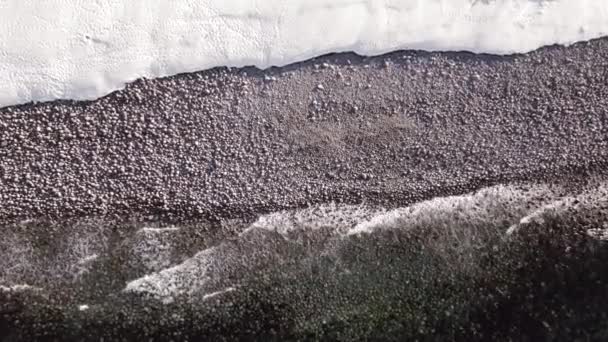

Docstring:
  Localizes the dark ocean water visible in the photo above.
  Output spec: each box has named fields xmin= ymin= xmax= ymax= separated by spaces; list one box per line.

xmin=2 ymin=180 xmax=607 ymax=341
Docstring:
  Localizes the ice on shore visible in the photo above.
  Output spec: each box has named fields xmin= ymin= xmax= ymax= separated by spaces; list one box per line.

xmin=1 ymin=0 xmax=607 ymax=107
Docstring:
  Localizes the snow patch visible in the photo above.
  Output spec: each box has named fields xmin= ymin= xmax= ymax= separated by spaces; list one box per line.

xmin=1 ymin=0 xmax=607 ymax=107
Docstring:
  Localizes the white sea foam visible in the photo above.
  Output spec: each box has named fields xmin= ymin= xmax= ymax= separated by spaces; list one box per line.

xmin=1 ymin=0 xmax=607 ymax=107
xmin=202 ymin=287 xmax=236 ymax=301
xmin=505 ymin=197 xmax=576 ymax=235
xmin=507 ymin=183 xmax=608 ymax=235
xmin=122 ymin=181 xmax=608 ymax=303
xmin=124 ymin=246 xmax=217 ymax=304
xmin=140 ymin=226 xmax=180 ymax=234
xmin=129 ymin=226 xmax=181 ymax=272
xmin=587 ymin=225 xmax=608 ymax=241
xmin=349 ymin=184 xmax=559 ymax=235
xmin=243 ymin=202 xmax=382 ymax=236
xmin=0 ymin=284 xmax=40 ymax=292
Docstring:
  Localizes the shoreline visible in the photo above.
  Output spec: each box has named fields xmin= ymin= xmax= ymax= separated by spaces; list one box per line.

xmin=1 ymin=36 xmax=608 ymax=341
xmin=1 ymin=37 xmax=607 ymax=224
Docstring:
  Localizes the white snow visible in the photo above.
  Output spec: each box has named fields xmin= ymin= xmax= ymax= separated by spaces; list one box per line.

xmin=1 ymin=0 xmax=607 ymax=107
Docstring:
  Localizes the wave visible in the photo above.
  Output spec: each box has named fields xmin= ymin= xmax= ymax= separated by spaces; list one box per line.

xmin=2 ymin=180 xmax=608 ymax=339
xmin=2 ymin=180 xmax=605 ymax=305
xmin=123 ymin=180 xmax=608 ymax=304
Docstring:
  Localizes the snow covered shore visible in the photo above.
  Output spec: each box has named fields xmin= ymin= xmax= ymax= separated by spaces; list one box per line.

xmin=1 ymin=0 xmax=607 ymax=107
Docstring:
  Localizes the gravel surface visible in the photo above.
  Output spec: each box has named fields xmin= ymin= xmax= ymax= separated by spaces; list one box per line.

xmin=1 ymin=38 xmax=607 ymax=224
